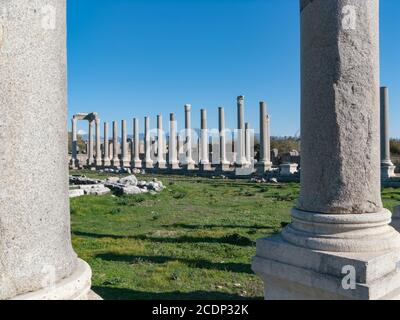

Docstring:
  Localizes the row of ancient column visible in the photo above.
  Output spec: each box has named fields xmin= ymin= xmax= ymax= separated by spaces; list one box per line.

xmin=70 ymin=97 xmax=273 ymax=173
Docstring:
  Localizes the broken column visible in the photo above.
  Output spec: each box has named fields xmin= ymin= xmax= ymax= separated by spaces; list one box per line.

xmin=111 ymin=121 xmax=119 ymax=167
xmin=156 ymin=115 xmax=167 ymax=169
xmin=145 ymin=116 xmax=154 ymax=168
xmin=120 ymin=120 xmax=130 ymax=168
xmin=132 ymin=118 xmax=142 ymax=168
xmin=182 ymin=104 xmax=195 ymax=170
xmin=169 ymin=113 xmax=179 ymax=170
xmin=103 ymin=122 xmax=111 ymax=167
xmin=380 ymin=87 xmax=395 ymax=179
xmin=257 ymin=102 xmax=272 ymax=173
xmin=95 ymin=118 xmax=102 ymax=166
xmin=236 ymin=96 xmax=248 ymax=166
xmin=252 ymin=0 xmax=400 ymax=300
xmin=0 ymin=0 xmax=96 ymax=300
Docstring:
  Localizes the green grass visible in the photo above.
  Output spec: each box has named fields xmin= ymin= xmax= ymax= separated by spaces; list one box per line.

xmin=70 ymin=170 xmax=400 ymax=300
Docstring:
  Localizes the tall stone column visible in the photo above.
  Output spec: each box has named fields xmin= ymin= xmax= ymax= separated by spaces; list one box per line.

xmin=245 ymin=122 xmax=253 ymax=167
xmin=120 ymin=120 xmax=130 ymax=167
xmin=236 ymin=96 xmax=248 ymax=166
xmin=132 ymin=118 xmax=142 ymax=168
xmin=257 ymin=101 xmax=272 ymax=173
xmin=380 ymin=87 xmax=395 ymax=179
xmin=103 ymin=122 xmax=111 ymax=167
xmin=87 ymin=120 xmax=94 ymax=166
xmin=253 ymin=0 xmax=400 ymax=300
xmin=70 ymin=116 xmax=78 ymax=168
xmin=199 ymin=109 xmax=212 ymax=171
xmin=0 ymin=0 xmax=96 ymax=300
xmin=169 ymin=113 xmax=179 ymax=169
xmin=144 ymin=116 xmax=154 ymax=168
xmin=218 ymin=107 xmax=230 ymax=171
xmin=156 ymin=115 xmax=167 ymax=169
xmin=183 ymin=104 xmax=195 ymax=170
xmin=111 ymin=121 xmax=119 ymax=167
xmin=94 ymin=118 xmax=102 ymax=166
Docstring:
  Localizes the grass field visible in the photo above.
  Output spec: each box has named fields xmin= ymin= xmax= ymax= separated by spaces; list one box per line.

xmin=70 ymin=170 xmax=400 ymax=300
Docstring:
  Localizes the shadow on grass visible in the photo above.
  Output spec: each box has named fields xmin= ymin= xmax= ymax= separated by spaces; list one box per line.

xmin=92 ymin=286 xmax=262 ymax=300
xmin=165 ymin=223 xmax=275 ymax=230
xmin=73 ymin=231 xmax=255 ymax=246
xmin=96 ymin=253 xmax=253 ymax=274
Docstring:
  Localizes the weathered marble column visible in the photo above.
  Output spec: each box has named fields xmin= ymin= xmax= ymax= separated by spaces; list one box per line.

xmin=70 ymin=116 xmax=78 ymax=168
xmin=245 ymin=122 xmax=253 ymax=167
xmin=169 ymin=113 xmax=179 ymax=169
xmin=111 ymin=121 xmax=119 ymax=167
xmin=120 ymin=120 xmax=130 ymax=167
xmin=183 ymin=104 xmax=195 ymax=170
xmin=199 ymin=109 xmax=212 ymax=171
xmin=87 ymin=120 xmax=94 ymax=166
xmin=156 ymin=115 xmax=167 ymax=169
xmin=132 ymin=118 xmax=142 ymax=168
xmin=103 ymin=122 xmax=111 ymax=167
xmin=95 ymin=118 xmax=102 ymax=166
xmin=0 ymin=0 xmax=96 ymax=300
xmin=236 ymin=96 xmax=248 ymax=166
xmin=218 ymin=107 xmax=230 ymax=171
xmin=253 ymin=0 xmax=400 ymax=300
xmin=257 ymin=102 xmax=272 ymax=173
xmin=144 ymin=116 xmax=154 ymax=168
xmin=380 ymin=87 xmax=395 ymax=179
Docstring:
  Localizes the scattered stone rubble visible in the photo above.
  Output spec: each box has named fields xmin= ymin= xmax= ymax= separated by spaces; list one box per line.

xmin=69 ymin=174 xmax=164 ymax=198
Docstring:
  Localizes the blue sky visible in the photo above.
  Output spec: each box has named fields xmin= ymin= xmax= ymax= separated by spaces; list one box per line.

xmin=67 ymin=0 xmax=400 ymax=137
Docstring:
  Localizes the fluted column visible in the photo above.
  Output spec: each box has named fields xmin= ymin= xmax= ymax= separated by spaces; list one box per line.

xmin=70 ymin=116 xmax=78 ymax=168
xmin=169 ymin=113 xmax=179 ymax=169
xmin=0 ymin=0 xmax=95 ymax=300
xmin=111 ymin=121 xmax=119 ymax=167
xmin=257 ymin=101 xmax=272 ymax=173
xmin=132 ymin=118 xmax=142 ymax=168
xmin=380 ymin=87 xmax=395 ymax=179
xmin=95 ymin=118 xmax=102 ymax=166
xmin=120 ymin=120 xmax=130 ymax=167
xmin=144 ymin=116 xmax=154 ymax=168
xmin=253 ymin=0 xmax=400 ymax=300
xmin=183 ymin=104 xmax=195 ymax=170
xmin=87 ymin=120 xmax=94 ymax=166
xmin=156 ymin=115 xmax=166 ymax=169
xmin=103 ymin=122 xmax=111 ymax=166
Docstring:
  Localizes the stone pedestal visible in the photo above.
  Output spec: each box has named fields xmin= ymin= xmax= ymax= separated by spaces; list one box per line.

xmin=0 ymin=0 xmax=97 ymax=300
xmin=381 ymin=163 xmax=396 ymax=180
xmin=253 ymin=0 xmax=400 ymax=300
xmin=279 ymin=163 xmax=298 ymax=176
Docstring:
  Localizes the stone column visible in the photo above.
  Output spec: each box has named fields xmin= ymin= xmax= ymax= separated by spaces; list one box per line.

xmin=87 ymin=120 xmax=94 ymax=166
xmin=70 ymin=116 xmax=78 ymax=168
xmin=199 ymin=109 xmax=212 ymax=171
xmin=120 ymin=120 xmax=130 ymax=167
xmin=103 ymin=122 xmax=111 ymax=167
xmin=111 ymin=121 xmax=119 ymax=167
xmin=257 ymin=101 xmax=272 ymax=173
xmin=132 ymin=118 xmax=142 ymax=168
xmin=169 ymin=113 xmax=179 ymax=169
xmin=253 ymin=0 xmax=400 ymax=300
xmin=236 ymin=96 xmax=248 ymax=166
xmin=0 ymin=0 xmax=96 ymax=300
xmin=380 ymin=87 xmax=395 ymax=179
xmin=144 ymin=116 xmax=154 ymax=168
xmin=245 ymin=122 xmax=253 ymax=167
xmin=95 ymin=118 xmax=102 ymax=166
xmin=156 ymin=115 xmax=167 ymax=169
xmin=218 ymin=107 xmax=230 ymax=171
xmin=183 ymin=104 xmax=195 ymax=170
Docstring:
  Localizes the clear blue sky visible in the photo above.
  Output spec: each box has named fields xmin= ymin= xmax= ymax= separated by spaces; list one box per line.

xmin=67 ymin=0 xmax=400 ymax=137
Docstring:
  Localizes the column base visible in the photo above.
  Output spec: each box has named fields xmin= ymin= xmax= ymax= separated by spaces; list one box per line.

xmin=169 ymin=162 xmax=180 ymax=170
xmin=10 ymin=259 xmax=101 ymax=300
xmin=103 ymin=160 xmax=111 ymax=167
xmin=132 ymin=160 xmax=142 ymax=169
xmin=156 ymin=161 xmax=167 ymax=169
xmin=280 ymin=163 xmax=298 ymax=176
xmin=253 ymin=209 xmax=400 ymax=300
xmin=381 ymin=163 xmax=396 ymax=180
xmin=111 ymin=159 xmax=120 ymax=168
xmin=145 ymin=161 xmax=154 ymax=169
xmin=199 ymin=162 xmax=213 ymax=171
xmin=217 ymin=163 xmax=231 ymax=172
xmin=257 ymin=162 xmax=272 ymax=174
xmin=120 ymin=160 xmax=131 ymax=168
